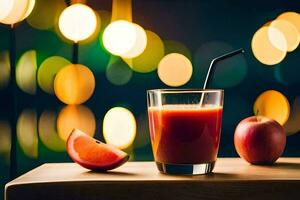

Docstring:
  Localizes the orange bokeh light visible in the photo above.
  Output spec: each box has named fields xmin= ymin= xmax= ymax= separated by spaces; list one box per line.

xmin=54 ymin=64 xmax=95 ymax=105
xmin=57 ymin=105 xmax=96 ymax=141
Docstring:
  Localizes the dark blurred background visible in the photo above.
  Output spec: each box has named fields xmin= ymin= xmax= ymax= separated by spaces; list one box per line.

xmin=1 ymin=0 xmax=300 ymax=198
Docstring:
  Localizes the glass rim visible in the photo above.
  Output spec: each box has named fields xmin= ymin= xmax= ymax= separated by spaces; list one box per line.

xmin=147 ymin=88 xmax=224 ymax=94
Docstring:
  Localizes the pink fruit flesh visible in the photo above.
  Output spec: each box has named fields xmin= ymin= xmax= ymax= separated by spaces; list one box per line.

xmin=67 ymin=129 xmax=129 ymax=171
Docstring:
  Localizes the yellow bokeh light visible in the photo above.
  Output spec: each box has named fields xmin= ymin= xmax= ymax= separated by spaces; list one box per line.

xmin=278 ymin=12 xmax=300 ymax=36
xmin=21 ymin=0 xmax=35 ymax=20
xmin=58 ymin=3 xmax=98 ymax=42
xmin=253 ymin=90 xmax=290 ymax=125
xmin=0 ymin=51 xmax=10 ymax=89
xmin=39 ymin=110 xmax=65 ymax=152
xmin=284 ymin=97 xmax=300 ymax=136
xmin=16 ymin=50 xmax=37 ymax=95
xmin=0 ymin=121 xmax=11 ymax=163
xmin=17 ymin=109 xmax=38 ymax=158
xmin=54 ymin=64 xmax=95 ymax=105
xmin=270 ymin=19 xmax=299 ymax=52
xmin=158 ymin=53 xmax=193 ymax=87
xmin=0 ymin=0 xmax=29 ymax=24
xmin=111 ymin=0 xmax=132 ymax=22
xmin=124 ymin=30 xmax=164 ymax=73
xmin=38 ymin=56 xmax=71 ymax=94
xmin=121 ymin=24 xmax=147 ymax=58
xmin=57 ymin=105 xmax=96 ymax=141
xmin=251 ymin=26 xmax=287 ymax=65
xmin=103 ymin=20 xmax=137 ymax=56
xmin=103 ymin=107 xmax=136 ymax=150
xmin=27 ymin=0 xmax=66 ymax=30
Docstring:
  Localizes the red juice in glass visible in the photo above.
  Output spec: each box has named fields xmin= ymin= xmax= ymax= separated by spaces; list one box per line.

xmin=147 ymin=90 xmax=223 ymax=175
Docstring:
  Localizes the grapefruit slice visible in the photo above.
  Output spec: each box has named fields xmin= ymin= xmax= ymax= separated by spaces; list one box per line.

xmin=67 ymin=129 xmax=129 ymax=171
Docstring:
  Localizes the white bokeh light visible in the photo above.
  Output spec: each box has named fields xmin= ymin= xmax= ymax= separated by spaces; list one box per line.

xmin=103 ymin=20 xmax=147 ymax=58
xmin=0 ymin=0 xmax=35 ymax=24
xmin=103 ymin=107 xmax=136 ymax=150
xmin=121 ymin=23 xmax=147 ymax=58
xmin=0 ymin=0 xmax=14 ymax=21
xmin=103 ymin=20 xmax=137 ymax=56
xmin=58 ymin=3 xmax=97 ymax=42
xmin=268 ymin=26 xmax=288 ymax=52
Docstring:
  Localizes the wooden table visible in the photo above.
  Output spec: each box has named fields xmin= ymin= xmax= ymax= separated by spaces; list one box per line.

xmin=5 ymin=158 xmax=300 ymax=200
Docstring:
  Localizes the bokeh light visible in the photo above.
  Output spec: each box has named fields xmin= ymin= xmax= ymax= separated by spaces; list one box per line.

xmin=106 ymin=56 xmax=133 ymax=85
xmin=37 ymin=56 xmax=71 ymax=94
xmin=164 ymin=40 xmax=192 ymax=60
xmin=97 ymin=10 xmax=112 ymax=32
xmin=251 ymin=26 xmax=287 ymax=65
xmin=0 ymin=121 xmax=11 ymax=163
xmin=21 ymin=0 xmax=36 ymax=20
xmin=193 ymin=41 xmax=247 ymax=88
xmin=27 ymin=0 xmax=66 ymax=30
xmin=0 ymin=0 xmax=31 ymax=24
xmin=0 ymin=0 xmax=14 ymax=22
xmin=0 ymin=51 xmax=10 ymax=89
xmin=16 ymin=50 xmax=37 ymax=95
xmin=269 ymin=19 xmax=299 ymax=52
xmin=278 ymin=12 xmax=300 ymax=37
xmin=79 ymin=11 xmax=111 ymax=73
xmin=284 ymin=97 xmax=300 ymax=136
xmin=103 ymin=107 xmax=136 ymax=150
xmin=111 ymin=0 xmax=132 ymax=22
xmin=39 ymin=110 xmax=65 ymax=152
xmin=124 ymin=30 xmax=164 ymax=73
xmin=17 ymin=109 xmax=38 ymax=158
xmin=121 ymin=24 xmax=147 ymax=58
xmin=267 ymin=25 xmax=288 ymax=52
xmin=158 ymin=53 xmax=193 ymax=87
xmin=54 ymin=64 xmax=95 ymax=105
xmin=103 ymin=20 xmax=147 ymax=58
xmin=253 ymin=90 xmax=290 ymax=125
xmin=103 ymin=20 xmax=136 ymax=55
xmin=274 ymin=49 xmax=300 ymax=86
xmin=57 ymin=105 xmax=96 ymax=141
xmin=58 ymin=3 xmax=98 ymax=42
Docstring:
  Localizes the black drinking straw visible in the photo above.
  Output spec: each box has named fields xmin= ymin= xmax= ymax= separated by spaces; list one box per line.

xmin=200 ymin=48 xmax=245 ymax=106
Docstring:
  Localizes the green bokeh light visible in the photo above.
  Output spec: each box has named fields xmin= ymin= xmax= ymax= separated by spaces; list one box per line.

xmin=106 ymin=56 xmax=133 ymax=86
xmin=38 ymin=56 xmax=71 ymax=94
xmin=16 ymin=50 xmax=37 ymax=95
xmin=39 ymin=110 xmax=66 ymax=152
xmin=193 ymin=41 xmax=248 ymax=88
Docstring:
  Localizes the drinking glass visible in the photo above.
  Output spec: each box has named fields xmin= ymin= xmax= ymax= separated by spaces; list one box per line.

xmin=147 ymin=89 xmax=224 ymax=175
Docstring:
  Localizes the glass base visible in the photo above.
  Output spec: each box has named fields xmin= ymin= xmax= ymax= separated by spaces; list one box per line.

xmin=156 ymin=161 xmax=215 ymax=175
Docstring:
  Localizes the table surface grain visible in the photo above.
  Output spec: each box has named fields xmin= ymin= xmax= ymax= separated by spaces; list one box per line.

xmin=5 ymin=158 xmax=300 ymax=200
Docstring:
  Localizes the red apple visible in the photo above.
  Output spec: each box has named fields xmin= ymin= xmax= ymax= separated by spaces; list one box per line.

xmin=67 ymin=129 xmax=129 ymax=171
xmin=234 ymin=116 xmax=286 ymax=165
